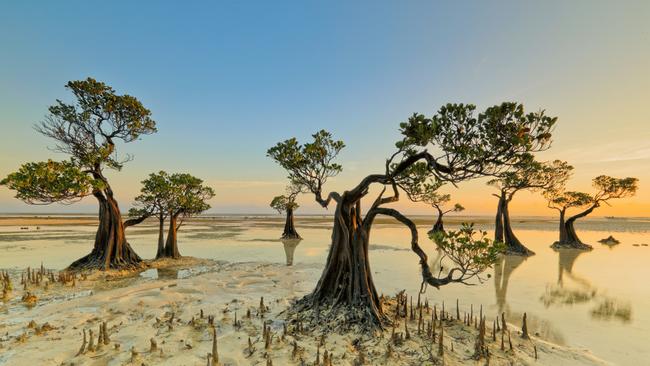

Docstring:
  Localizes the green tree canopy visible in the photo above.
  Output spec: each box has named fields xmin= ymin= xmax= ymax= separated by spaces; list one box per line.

xmin=270 ymin=195 xmax=298 ymax=214
xmin=547 ymin=175 xmax=639 ymax=211
xmin=435 ymin=224 xmax=505 ymax=285
xmin=546 ymin=190 xmax=594 ymax=211
xmin=395 ymin=103 xmax=555 ymax=184
xmin=39 ymin=77 xmax=156 ymax=173
xmin=267 ymin=130 xmax=344 ymax=206
xmin=269 ymin=184 xmax=304 ymax=214
xmin=167 ymin=173 xmax=215 ymax=219
xmin=488 ymin=159 xmax=573 ymax=199
xmin=2 ymin=77 xmax=157 ymax=205
xmin=128 ymin=172 xmax=215 ymax=223
xmin=128 ymin=171 xmax=173 ymax=219
xmin=1 ymin=78 xmax=158 ymax=270
xmin=1 ymin=160 xmax=97 ymax=204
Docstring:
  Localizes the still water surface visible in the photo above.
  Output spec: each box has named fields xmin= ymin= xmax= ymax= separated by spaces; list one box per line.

xmin=0 ymin=215 xmax=649 ymax=364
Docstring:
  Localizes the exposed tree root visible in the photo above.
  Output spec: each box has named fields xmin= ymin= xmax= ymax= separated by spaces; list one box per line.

xmin=284 ymin=294 xmax=390 ymax=333
xmin=68 ymin=242 xmax=144 ymax=271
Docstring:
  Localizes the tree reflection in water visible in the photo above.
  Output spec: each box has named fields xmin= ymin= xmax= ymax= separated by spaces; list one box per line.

xmin=281 ymin=238 xmax=302 ymax=266
xmin=541 ymin=249 xmax=632 ymax=323
xmin=492 ymin=255 xmax=566 ymax=344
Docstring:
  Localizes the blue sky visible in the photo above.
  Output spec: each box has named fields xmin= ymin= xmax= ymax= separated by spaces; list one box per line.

xmin=1 ymin=1 xmax=648 ymax=215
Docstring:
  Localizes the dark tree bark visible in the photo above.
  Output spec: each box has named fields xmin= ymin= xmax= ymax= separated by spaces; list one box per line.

xmin=494 ymin=193 xmax=534 ymax=256
xmin=289 ymin=151 xmax=492 ymax=329
xmin=155 ymin=214 xmax=166 ymax=259
xmin=68 ymin=188 xmax=142 ymax=270
xmin=558 ymin=208 xmax=568 ymax=244
xmin=552 ymin=205 xmax=595 ymax=250
xmin=501 ymin=199 xmax=535 ymax=255
xmin=494 ymin=194 xmax=505 ymax=243
xmin=281 ymin=207 xmax=301 ymax=239
xmin=296 ymin=157 xmax=464 ymax=328
xmin=161 ymin=213 xmax=181 ymax=259
xmin=428 ymin=207 xmax=444 ymax=235
xmin=303 ymin=194 xmax=386 ymax=325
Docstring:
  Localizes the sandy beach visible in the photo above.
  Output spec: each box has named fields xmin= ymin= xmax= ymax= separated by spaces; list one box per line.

xmin=0 ymin=254 xmax=610 ymax=366
xmin=3 ymin=214 xmax=649 ymax=365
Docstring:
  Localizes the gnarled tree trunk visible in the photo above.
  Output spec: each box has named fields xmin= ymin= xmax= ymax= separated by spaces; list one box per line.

xmin=428 ymin=207 xmax=444 ymax=235
xmin=501 ymin=200 xmax=534 ymax=255
xmin=552 ymin=205 xmax=595 ymax=250
xmin=294 ymin=152 xmax=466 ymax=330
xmin=558 ymin=208 xmax=568 ymax=244
xmin=303 ymin=196 xmax=385 ymax=326
xmin=68 ymin=189 xmax=142 ymax=270
xmin=155 ymin=214 xmax=166 ymax=259
xmin=161 ymin=214 xmax=181 ymax=259
xmin=495 ymin=193 xmax=534 ymax=256
xmin=494 ymin=194 xmax=505 ymax=243
xmin=282 ymin=207 xmax=301 ymax=239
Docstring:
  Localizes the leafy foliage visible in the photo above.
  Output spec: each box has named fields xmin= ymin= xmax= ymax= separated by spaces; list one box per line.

xmin=270 ymin=183 xmax=305 ymax=214
xmin=488 ymin=159 xmax=573 ymax=197
xmin=395 ymin=102 xmax=555 ymax=183
xmin=268 ymin=102 xmax=559 ymax=303
xmin=129 ymin=172 xmax=214 ymax=221
xmin=128 ymin=171 xmax=173 ymax=219
xmin=546 ymin=190 xmax=593 ymax=211
xmin=1 ymin=160 xmax=99 ymax=204
xmin=3 ymin=78 xmax=157 ymax=207
xmin=267 ymin=130 xmax=344 ymax=197
xmin=166 ymin=173 xmax=215 ymax=218
xmin=400 ymin=177 xmax=464 ymax=214
xmin=546 ymin=175 xmax=638 ymax=211
xmin=37 ymin=77 xmax=157 ymax=172
xmin=431 ymin=223 xmax=504 ymax=285
xmin=270 ymin=195 xmax=298 ymax=214
xmin=592 ymin=175 xmax=638 ymax=201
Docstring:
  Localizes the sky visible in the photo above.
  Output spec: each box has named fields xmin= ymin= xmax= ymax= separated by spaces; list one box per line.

xmin=0 ymin=0 xmax=648 ymax=217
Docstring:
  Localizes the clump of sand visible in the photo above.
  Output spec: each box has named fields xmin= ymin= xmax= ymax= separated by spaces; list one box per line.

xmin=598 ymin=236 xmax=620 ymax=246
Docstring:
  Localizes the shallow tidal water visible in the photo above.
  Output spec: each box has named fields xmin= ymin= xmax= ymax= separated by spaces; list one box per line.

xmin=1 ymin=215 xmax=649 ymax=365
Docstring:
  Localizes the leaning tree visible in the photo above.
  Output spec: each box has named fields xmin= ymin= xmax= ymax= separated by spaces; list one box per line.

xmin=161 ymin=173 xmax=215 ymax=259
xmin=128 ymin=171 xmax=173 ymax=258
xmin=268 ymin=102 xmax=556 ymax=328
xmin=270 ymin=184 xmax=305 ymax=239
xmin=546 ymin=175 xmax=638 ymax=249
xmin=488 ymin=159 xmax=573 ymax=255
xmin=1 ymin=78 xmax=156 ymax=270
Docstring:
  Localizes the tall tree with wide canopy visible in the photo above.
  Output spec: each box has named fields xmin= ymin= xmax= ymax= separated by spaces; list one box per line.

xmin=546 ymin=175 xmax=638 ymax=249
xmin=270 ymin=184 xmax=305 ymax=239
xmin=268 ymin=102 xmax=556 ymax=328
xmin=1 ymin=78 xmax=156 ymax=270
xmin=488 ymin=159 xmax=573 ymax=255
xmin=161 ymin=173 xmax=215 ymax=259
xmin=128 ymin=171 xmax=173 ymax=258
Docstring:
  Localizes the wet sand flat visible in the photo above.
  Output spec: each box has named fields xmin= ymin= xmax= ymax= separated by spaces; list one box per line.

xmin=1 ymin=215 xmax=650 ymax=364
